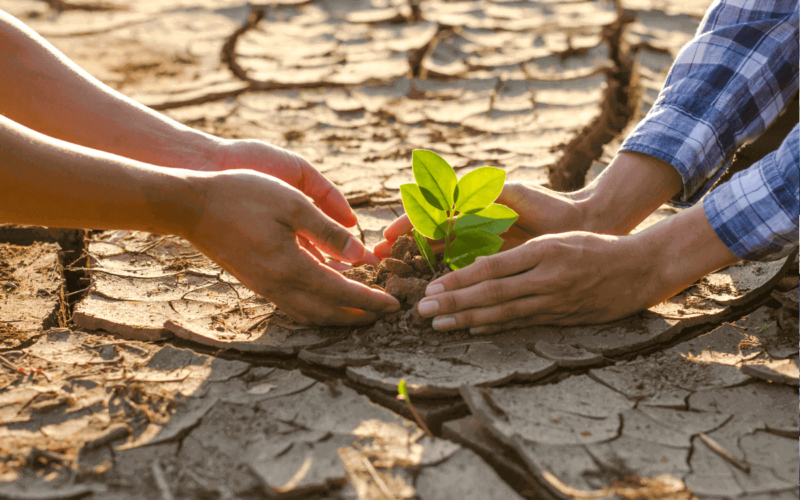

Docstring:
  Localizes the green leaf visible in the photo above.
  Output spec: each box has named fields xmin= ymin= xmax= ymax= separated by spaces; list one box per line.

xmin=398 ymin=379 xmax=409 ymax=400
xmin=454 ymin=204 xmax=519 ymax=237
xmin=453 ymin=167 xmax=506 ymax=214
xmin=447 ymin=229 xmax=503 ymax=270
xmin=412 ymin=150 xmax=457 ymax=211
xmin=400 ymin=184 xmax=446 ymax=239
xmin=413 ymin=229 xmax=436 ymax=273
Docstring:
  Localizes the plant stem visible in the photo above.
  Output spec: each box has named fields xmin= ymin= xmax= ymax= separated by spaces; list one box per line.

xmin=444 ymin=210 xmax=451 ymax=262
xmin=405 ymin=400 xmax=435 ymax=441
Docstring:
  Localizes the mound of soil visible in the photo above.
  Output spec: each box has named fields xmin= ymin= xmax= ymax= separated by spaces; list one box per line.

xmin=343 ymin=235 xmax=470 ymax=349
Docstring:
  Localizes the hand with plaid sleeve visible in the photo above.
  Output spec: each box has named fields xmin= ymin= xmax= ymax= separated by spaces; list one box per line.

xmin=389 ymin=0 xmax=798 ymax=331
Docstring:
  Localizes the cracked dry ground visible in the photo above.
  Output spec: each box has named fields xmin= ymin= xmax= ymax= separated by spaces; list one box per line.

xmin=0 ymin=0 xmax=798 ymax=498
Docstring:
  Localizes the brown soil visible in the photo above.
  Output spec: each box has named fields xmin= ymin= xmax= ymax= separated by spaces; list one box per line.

xmin=0 ymin=245 xmax=22 ymax=287
xmin=343 ymin=235 xmax=469 ymax=349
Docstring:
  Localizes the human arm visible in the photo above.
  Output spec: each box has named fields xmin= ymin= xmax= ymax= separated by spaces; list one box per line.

xmin=416 ymin=201 xmax=740 ymax=332
xmin=392 ymin=0 xmax=799 ymax=329
xmin=0 ymin=115 xmax=399 ymax=325
xmin=418 ymin=127 xmax=798 ymax=331
xmin=0 ymin=9 xmax=360 ymax=230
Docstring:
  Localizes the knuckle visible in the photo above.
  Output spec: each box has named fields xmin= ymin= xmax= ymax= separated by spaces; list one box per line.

xmin=320 ymin=222 xmax=348 ymax=250
xmin=482 ymin=281 xmax=505 ymax=303
xmin=484 ymin=257 xmax=504 ymax=278
xmin=286 ymin=194 xmax=308 ymax=220
xmin=502 ymin=302 xmax=523 ymax=321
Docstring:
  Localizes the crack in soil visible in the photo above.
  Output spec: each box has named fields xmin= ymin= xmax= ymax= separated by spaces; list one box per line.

xmin=549 ymin=6 xmax=638 ymax=192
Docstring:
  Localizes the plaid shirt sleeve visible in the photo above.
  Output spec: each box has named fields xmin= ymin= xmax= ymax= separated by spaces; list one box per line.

xmin=619 ymin=0 xmax=799 ymax=261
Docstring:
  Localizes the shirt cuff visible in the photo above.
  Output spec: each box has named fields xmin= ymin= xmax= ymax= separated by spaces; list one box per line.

xmin=619 ymin=102 xmax=731 ymax=208
xmin=702 ymin=146 xmax=799 ymax=261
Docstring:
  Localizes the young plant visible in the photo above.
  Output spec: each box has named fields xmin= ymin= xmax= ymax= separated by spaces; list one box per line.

xmin=397 ymin=379 xmax=434 ymax=441
xmin=400 ymin=150 xmax=518 ymax=271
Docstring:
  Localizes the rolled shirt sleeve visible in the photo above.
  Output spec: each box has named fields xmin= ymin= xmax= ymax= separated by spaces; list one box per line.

xmin=704 ymin=124 xmax=799 ymax=261
xmin=619 ymin=0 xmax=799 ymax=260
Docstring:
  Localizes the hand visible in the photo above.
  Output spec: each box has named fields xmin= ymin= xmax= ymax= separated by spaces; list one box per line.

xmin=201 ymin=140 xmax=375 ymax=267
xmin=414 ymin=203 xmax=740 ymax=332
xmin=416 ymin=232 xmax=656 ymax=332
xmin=373 ymin=182 xmax=585 ymax=258
xmin=185 ymin=169 xmax=400 ymax=326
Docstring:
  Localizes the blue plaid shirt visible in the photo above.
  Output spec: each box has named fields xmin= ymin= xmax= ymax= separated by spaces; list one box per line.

xmin=620 ymin=0 xmax=799 ymax=261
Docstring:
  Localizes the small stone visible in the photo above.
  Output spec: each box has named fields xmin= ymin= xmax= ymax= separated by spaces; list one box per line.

xmin=373 ymin=322 xmax=390 ymax=336
xmin=385 ymin=258 xmax=414 ymax=277
xmin=389 ymin=340 xmax=401 ymax=347
xmin=411 ymin=255 xmax=431 ymax=274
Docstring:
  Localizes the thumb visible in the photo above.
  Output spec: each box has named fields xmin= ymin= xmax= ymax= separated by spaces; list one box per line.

xmin=293 ymin=200 xmax=367 ymax=263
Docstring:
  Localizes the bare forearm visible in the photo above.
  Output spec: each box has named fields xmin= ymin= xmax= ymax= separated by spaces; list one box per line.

xmin=0 ymin=115 xmax=201 ymax=236
xmin=574 ymin=151 xmax=683 ymax=235
xmin=632 ymin=202 xmax=740 ymax=306
xmin=0 ymin=10 xmax=220 ymax=171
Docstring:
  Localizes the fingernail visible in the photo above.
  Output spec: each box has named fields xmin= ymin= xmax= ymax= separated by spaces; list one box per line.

xmin=384 ymin=300 xmax=401 ymax=312
xmin=470 ymin=326 xmax=487 ymax=335
xmin=432 ymin=316 xmax=456 ymax=331
xmin=417 ymin=299 xmax=439 ymax=316
xmin=342 ymin=237 xmax=365 ymax=262
xmin=475 ymin=256 xmax=486 ymax=261
xmin=426 ymin=283 xmax=445 ymax=296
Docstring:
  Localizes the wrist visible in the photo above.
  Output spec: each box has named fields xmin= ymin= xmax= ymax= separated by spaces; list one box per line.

xmin=571 ymin=152 xmax=682 ymax=235
xmin=144 ymin=168 xmax=208 ymax=239
xmin=634 ymin=203 xmax=740 ymax=305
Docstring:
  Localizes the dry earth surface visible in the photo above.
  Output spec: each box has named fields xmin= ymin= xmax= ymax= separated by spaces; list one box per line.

xmin=0 ymin=0 xmax=798 ymax=499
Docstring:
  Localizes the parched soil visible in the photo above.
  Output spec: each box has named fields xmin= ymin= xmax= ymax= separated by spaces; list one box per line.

xmin=1 ymin=0 xmax=798 ymax=499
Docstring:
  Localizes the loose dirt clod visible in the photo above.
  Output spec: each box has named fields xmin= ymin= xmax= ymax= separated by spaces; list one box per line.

xmin=346 ymin=236 xmax=465 ymax=350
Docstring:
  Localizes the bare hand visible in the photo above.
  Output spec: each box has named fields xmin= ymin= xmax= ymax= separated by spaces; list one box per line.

xmin=415 ymin=232 xmax=656 ymax=333
xmin=186 ymin=170 xmax=400 ymax=326
xmin=202 ymin=140 xmax=376 ymax=267
xmin=414 ymin=203 xmax=739 ymax=332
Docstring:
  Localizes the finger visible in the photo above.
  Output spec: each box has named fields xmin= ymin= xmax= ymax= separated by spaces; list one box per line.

xmin=429 ymin=295 xmax=551 ymax=331
xmin=268 ymin=147 xmax=358 ymax=228
xmin=495 ymin=181 xmax=531 ymax=208
xmin=373 ymin=239 xmax=394 ymax=259
xmin=426 ymin=242 xmax=543 ymax=295
xmin=287 ymin=248 xmax=400 ymax=313
xmin=273 ymin=292 xmax=382 ymax=326
xmin=382 ymin=214 xmax=412 ymax=242
xmin=326 ymin=260 xmax=353 ymax=272
xmin=291 ymin=198 xmax=369 ymax=264
xmin=298 ymin=235 xmax=326 ymax=263
xmin=417 ymin=271 xmax=542 ymax=318
xmin=359 ymin=247 xmax=380 ymax=266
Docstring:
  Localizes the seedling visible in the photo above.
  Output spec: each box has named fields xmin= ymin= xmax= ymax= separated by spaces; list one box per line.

xmin=397 ymin=379 xmax=434 ymax=441
xmin=400 ymin=150 xmax=518 ymax=271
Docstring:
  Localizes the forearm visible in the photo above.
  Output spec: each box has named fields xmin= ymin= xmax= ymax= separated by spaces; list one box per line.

xmin=0 ymin=10 xmax=220 ymax=171
xmin=0 ymin=114 xmax=202 ymax=236
xmin=631 ymin=201 xmax=740 ymax=306
xmin=572 ymin=151 xmax=682 ymax=235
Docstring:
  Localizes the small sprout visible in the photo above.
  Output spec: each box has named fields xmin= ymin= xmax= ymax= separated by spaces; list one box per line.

xmin=397 ymin=378 xmax=434 ymax=441
xmin=759 ymin=323 xmax=771 ymax=332
xmin=400 ymin=150 xmax=518 ymax=270
xmin=397 ymin=378 xmax=409 ymax=401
